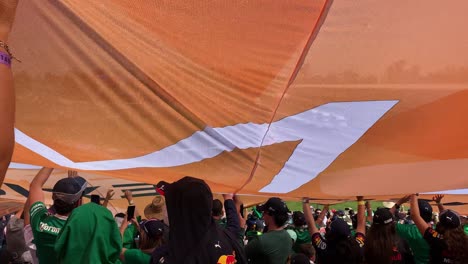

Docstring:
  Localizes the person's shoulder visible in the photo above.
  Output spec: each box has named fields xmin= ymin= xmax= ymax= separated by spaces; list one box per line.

xmin=396 ymin=223 xmax=421 ymax=238
xmin=29 ymin=201 xmax=48 ymax=219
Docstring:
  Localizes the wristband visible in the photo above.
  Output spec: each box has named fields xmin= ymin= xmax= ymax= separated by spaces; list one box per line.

xmin=0 ymin=51 xmax=11 ymax=67
xmin=357 ymin=201 xmax=365 ymax=206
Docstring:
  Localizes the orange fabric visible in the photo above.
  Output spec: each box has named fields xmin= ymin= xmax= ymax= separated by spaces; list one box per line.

xmin=5 ymin=1 xmax=468 ymax=200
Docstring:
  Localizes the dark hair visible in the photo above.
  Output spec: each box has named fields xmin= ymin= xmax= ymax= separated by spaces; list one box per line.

xmin=272 ymin=213 xmax=289 ymax=227
xmin=53 ymin=199 xmax=79 ymax=215
xmin=364 ymin=223 xmax=398 ymax=264
xmin=298 ymin=243 xmax=316 ymax=259
xmin=435 ymin=224 xmax=468 ymax=264
xmin=140 ymin=230 xmax=164 ymax=251
xmin=212 ymin=199 xmax=223 ymax=217
xmin=115 ymin=213 xmax=125 ymax=218
xmin=323 ymin=235 xmax=363 ymax=264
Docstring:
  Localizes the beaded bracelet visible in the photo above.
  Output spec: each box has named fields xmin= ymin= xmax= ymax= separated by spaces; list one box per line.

xmin=0 ymin=51 xmax=11 ymax=67
xmin=0 ymin=40 xmax=20 ymax=63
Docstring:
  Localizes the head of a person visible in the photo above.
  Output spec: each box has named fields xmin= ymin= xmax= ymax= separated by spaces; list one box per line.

xmin=365 ymin=208 xmax=397 ymax=264
xmin=324 ymin=218 xmax=362 ymax=263
xmin=417 ymin=199 xmax=433 ymax=223
xmin=212 ymin=199 xmax=224 ymax=218
xmin=292 ymin=211 xmax=306 ymax=227
xmin=161 ymin=176 xmax=216 ymax=263
xmin=52 ymin=176 xmax=87 ymax=215
xmin=435 ymin=210 xmax=468 ymax=262
xmin=325 ymin=218 xmax=350 ymax=241
xmin=298 ymin=243 xmax=316 ymax=262
xmin=139 ymin=219 xmax=165 ymax=250
xmin=114 ymin=213 xmax=125 ymax=228
xmin=257 ymin=197 xmax=290 ymax=228
xmin=144 ymin=195 xmax=168 ymax=225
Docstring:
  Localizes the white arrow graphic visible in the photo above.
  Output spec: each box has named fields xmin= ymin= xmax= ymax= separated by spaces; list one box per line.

xmin=15 ymin=100 xmax=398 ymax=193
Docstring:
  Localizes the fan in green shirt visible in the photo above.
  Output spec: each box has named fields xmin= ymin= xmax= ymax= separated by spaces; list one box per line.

xmin=245 ymin=197 xmax=292 ymax=264
xmin=29 ymin=201 xmax=68 ymax=264
xmin=55 ymin=203 xmax=122 ymax=264
xmin=390 ymin=195 xmax=433 ymax=264
xmin=25 ymin=168 xmax=87 ymax=264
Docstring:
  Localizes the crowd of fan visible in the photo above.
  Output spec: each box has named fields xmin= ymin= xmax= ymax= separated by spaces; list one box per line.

xmin=0 ymin=168 xmax=467 ymax=264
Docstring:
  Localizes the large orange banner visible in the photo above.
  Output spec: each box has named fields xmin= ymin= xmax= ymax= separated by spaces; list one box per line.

xmin=4 ymin=1 xmax=468 ymax=202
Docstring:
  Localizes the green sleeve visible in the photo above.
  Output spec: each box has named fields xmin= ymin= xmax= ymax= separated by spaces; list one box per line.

xmin=122 ymin=225 xmax=138 ymax=249
xmin=29 ymin=202 xmax=48 ymax=230
xmin=123 ymin=249 xmax=150 ymax=264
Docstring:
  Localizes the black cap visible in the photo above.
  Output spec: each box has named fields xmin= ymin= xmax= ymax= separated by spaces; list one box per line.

xmin=418 ymin=200 xmax=433 ymax=222
xmin=329 ymin=218 xmax=351 ymax=237
xmin=257 ymin=197 xmax=289 ymax=216
xmin=373 ymin=208 xmax=394 ymax=225
xmin=140 ymin=219 xmax=165 ymax=239
xmin=439 ymin=210 xmax=461 ymax=229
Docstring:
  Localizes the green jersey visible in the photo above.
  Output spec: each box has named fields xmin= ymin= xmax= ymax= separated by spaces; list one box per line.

xmin=30 ymin=201 xmax=67 ymax=264
xmin=464 ymin=225 xmax=468 ymax=235
xmin=123 ymin=249 xmax=151 ymax=264
xmin=55 ymin=203 xmax=122 ymax=264
xmin=245 ymin=229 xmax=292 ymax=264
xmin=396 ymin=223 xmax=430 ymax=264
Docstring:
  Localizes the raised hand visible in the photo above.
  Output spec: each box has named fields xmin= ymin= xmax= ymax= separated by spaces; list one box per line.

xmin=432 ymin=194 xmax=444 ymax=204
xmin=67 ymin=170 xmax=78 ymax=178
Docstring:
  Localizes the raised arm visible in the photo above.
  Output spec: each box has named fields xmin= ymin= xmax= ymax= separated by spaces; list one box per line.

xmin=102 ymin=189 xmax=115 ymax=208
xmin=356 ymin=196 xmax=366 ymax=234
xmin=303 ymin=198 xmax=319 ymax=235
xmin=24 ymin=168 xmax=54 ymax=220
xmin=390 ymin=195 xmax=411 ymax=215
xmin=410 ymin=194 xmax=431 ymax=235
xmin=432 ymin=194 xmax=445 ymax=213
xmin=365 ymin=201 xmax=373 ymax=223
xmin=0 ymin=0 xmax=19 ymax=187
xmin=222 ymin=193 xmax=241 ymax=235
xmin=316 ymin=204 xmax=329 ymax=227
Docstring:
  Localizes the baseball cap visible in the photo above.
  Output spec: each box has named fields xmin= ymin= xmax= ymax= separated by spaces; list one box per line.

xmin=292 ymin=211 xmax=306 ymax=226
xmin=439 ymin=210 xmax=461 ymax=229
xmin=373 ymin=208 xmax=394 ymax=225
xmin=329 ymin=218 xmax=351 ymax=237
xmin=52 ymin=176 xmax=87 ymax=204
xmin=418 ymin=200 xmax=433 ymax=222
xmin=257 ymin=197 xmax=289 ymax=216
xmin=140 ymin=219 xmax=165 ymax=239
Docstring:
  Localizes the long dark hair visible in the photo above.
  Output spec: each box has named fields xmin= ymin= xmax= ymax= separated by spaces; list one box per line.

xmin=324 ymin=232 xmax=363 ymax=264
xmin=435 ymin=224 xmax=468 ymax=264
xmin=364 ymin=223 xmax=398 ymax=264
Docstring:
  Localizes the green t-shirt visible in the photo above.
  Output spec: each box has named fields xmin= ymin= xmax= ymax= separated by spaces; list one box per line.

xmin=245 ymin=229 xmax=292 ymax=264
xmin=123 ymin=249 xmax=151 ymax=264
xmin=464 ymin=225 xmax=468 ymax=235
xmin=396 ymin=223 xmax=430 ymax=264
xmin=122 ymin=216 xmax=142 ymax=249
xmin=290 ymin=227 xmax=311 ymax=253
xmin=30 ymin=201 xmax=67 ymax=264
xmin=55 ymin=203 xmax=122 ymax=264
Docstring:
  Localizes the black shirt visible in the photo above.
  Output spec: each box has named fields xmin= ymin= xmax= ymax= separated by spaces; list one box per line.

xmin=423 ymin=227 xmax=455 ymax=264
